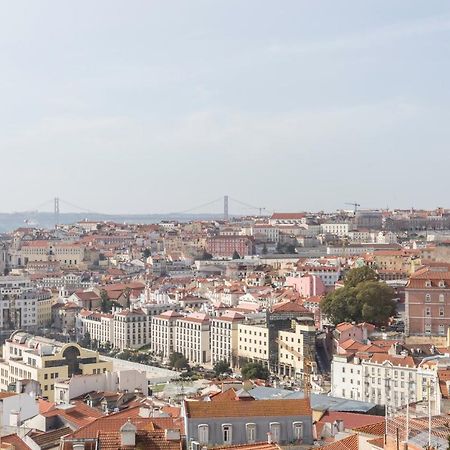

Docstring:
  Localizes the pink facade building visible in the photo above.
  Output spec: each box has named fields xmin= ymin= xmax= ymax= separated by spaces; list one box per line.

xmin=285 ymin=274 xmax=326 ymax=297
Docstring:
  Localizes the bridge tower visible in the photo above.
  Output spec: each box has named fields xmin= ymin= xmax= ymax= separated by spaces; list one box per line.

xmin=223 ymin=195 xmax=229 ymax=222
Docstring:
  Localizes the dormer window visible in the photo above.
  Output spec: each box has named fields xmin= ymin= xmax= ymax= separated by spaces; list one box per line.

xmin=439 ymin=280 xmax=446 ymax=288
xmin=425 ymin=280 xmax=432 ymax=287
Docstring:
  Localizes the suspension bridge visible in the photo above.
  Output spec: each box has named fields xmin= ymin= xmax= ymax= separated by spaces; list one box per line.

xmin=21 ymin=195 xmax=270 ymax=228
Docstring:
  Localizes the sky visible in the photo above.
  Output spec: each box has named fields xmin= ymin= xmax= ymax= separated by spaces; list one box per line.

xmin=0 ymin=0 xmax=449 ymax=215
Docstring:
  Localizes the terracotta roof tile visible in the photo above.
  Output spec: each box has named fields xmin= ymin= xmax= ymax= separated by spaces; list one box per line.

xmin=184 ymin=398 xmax=311 ymax=419
xmin=352 ymin=421 xmax=385 ymax=436
xmin=319 ymin=434 xmax=359 ymax=450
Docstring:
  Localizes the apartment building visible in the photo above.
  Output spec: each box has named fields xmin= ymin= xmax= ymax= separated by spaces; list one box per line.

xmin=210 ymin=311 xmax=244 ymax=366
xmin=321 ymin=223 xmax=350 ymax=237
xmin=175 ymin=313 xmax=210 ymax=364
xmin=206 ymin=236 xmax=254 ymax=257
xmin=113 ymin=308 xmax=150 ymax=350
xmin=36 ymin=296 xmax=54 ymax=327
xmin=331 ymin=343 xmax=441 ymax=414
xmin=77 ymin=303 xmax=179 ymax=351
xmin=151 ymin=310 xmax=183 ymax=359
xmin=295 ymin=265 xmax=341 ymax=288
xmin=405 ymin=264 xmax=450 ymax=336
xmin=237 ymin=319 xmax=270 ymax=367
xmin=79 ymin=311 xmax=114 ymax=347
xmin=278 ymin=317 xmax=316 ymax=379
xmin=0 ymin=331 xmax=111 ymax=401
xmin=251 ymin=224 xmax=280 ymax=243
xmin=184 ymin=396 xmax=313 ymax=446
xmin=0 ymin=276 xmax=41 ymax=329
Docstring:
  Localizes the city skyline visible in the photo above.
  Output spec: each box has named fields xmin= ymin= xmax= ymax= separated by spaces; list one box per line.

xmin=1 ymin=1 xmax=449 ymax=213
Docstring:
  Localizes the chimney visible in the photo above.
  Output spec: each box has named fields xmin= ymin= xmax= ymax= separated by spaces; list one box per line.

xmin=72 ymin=443 xmax=85 ymax=450
xmin=9 ymin=410 xmax=20 ymax=427
xmin=267 ymin=432 xmax=273 ymax=444
xmin=120 ymin=419 xmax=137 ymax=447
xmin=165 ymin=429 xmax=181 ymax=441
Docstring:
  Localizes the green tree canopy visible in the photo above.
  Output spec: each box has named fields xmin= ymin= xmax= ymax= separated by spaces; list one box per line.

xmin=320 ymin=271 xmax=396 ymax=326
xmin=169 ymin=352 xmax=189 ymax=370
xmin=232 ymin=250 xmax=241 ymax=259
xmin=213 ymin=360 xmax=232 ymax=377
xmin=344 ymin=266 xmax=378 ymax=288
xmin=241 ymin=362 xmax=270 ymax=380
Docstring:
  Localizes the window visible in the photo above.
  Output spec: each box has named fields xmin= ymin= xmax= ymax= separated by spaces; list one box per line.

xmin=198 ymin=424 xmax=209 ymax=444
xmin=222 ymin=424 xmax=232 ymax=445
xmin=293 ymin=422 xmax=303 ymax=441
xmin=439 ymin=307 xmax=444 ymax=317
xmin=425 ymin=323 xmax=432 ymax=334
xmin=246 ymin=423 xmax=256 ymax=443
xmin=439 ymin=294 xmax=445 ymax=303
xmin=425 ymin=307 xmax=431 ymax=316
xmin=269 ymin=422 xmax=281 ymax=443
xmin=439 ymin=324 xmax=445 ymax=336
xmin=425 ymin=294 xmax=431 ymax=303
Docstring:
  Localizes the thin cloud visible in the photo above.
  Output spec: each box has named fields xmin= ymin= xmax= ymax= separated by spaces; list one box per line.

xmin=268 ymin=15 xmax=450 ymax=55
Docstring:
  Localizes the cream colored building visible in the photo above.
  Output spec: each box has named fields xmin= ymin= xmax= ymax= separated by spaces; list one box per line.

xmin=113 ymin=308 xmax=151 ymax=350
xmin=237 ymin=320 xmax=270 ymax=366
xmin=210 ymin=311 xmax=244 ymax=366
xmin=175 ymin=313 xmax=210 ymax=364
xmin=278 ymin=317 xmax=316 ymax=379
xmin=151 ymin=310 xmax=183 ymax=359
xmin=20 ymin=241 xmax=85 ymax=268
xmin=79 ymin=311 xmax=114 ymax=347
xmin=0 ymin=331 xmax=112 ymax=401
xmin=37 ymin=296 xmax=55 ymax=327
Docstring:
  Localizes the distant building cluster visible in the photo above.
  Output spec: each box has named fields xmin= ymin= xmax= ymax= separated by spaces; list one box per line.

xmin=0 ymin=208 xmax=449 ymax=449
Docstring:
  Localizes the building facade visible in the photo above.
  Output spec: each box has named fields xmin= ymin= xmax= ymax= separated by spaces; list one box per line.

xmin=405 ymin=265 xmax=450 ymax=336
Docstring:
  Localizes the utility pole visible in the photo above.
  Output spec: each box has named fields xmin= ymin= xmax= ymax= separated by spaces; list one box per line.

xmin=54 ymin=197 xmax=60 ymax=228
xmin=224 ymin=195 xmax=229 ymax=222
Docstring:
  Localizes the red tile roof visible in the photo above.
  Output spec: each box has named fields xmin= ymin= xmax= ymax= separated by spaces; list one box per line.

xmin=1 ymin=434 xmax=32 ymax=450
xmin=184 ymin=398 xmax=311 ymax=419
xmin=319 ymin=434 xmax=359 ymax=450
xmin=352 ymin=421 xmax=385 ymax=436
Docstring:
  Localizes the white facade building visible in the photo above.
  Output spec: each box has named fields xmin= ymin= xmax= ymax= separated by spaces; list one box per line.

xmin=331 ymin=346 xmax=442 ymax=414
xmin=320 ymin=223 xmax=350 ymax=237
xmin=151 ymin=310 xmax=183 ymax=360
xmin=210 ymin=311 xmax=244 ymax=365
xmin=175 ymin=313 xmax=210 ymax=364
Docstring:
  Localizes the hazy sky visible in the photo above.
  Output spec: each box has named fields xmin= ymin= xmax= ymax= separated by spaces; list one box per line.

xmin=0 ymin=1 xmax=449 ymax=215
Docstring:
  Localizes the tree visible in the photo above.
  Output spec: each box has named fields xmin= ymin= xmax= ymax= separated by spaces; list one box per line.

xmin=79 ymin=332 xmax=91 ymax=349
xmin=123 ymin=287 xmax=132 ymax=309
xmin=143 ymin=248 xmax=151 ymax=259
xmin=100 ymin=289 xmax=113 ymax=313
xmin=262 ymin=244 xmax=268 ymax=255
xmin=214 ymin=360 xmax=232 ymax=377
xmin=169 ymin=352 xmax=189 ymax=370
xmin=320 ymin=276 xmax=396 ymax=326
xmin=232 ymin=250 xmax=241 ymax=260
xmin=344 ymin=266 xmax=378 ymax=288
xmin=241 ymin=362 xmax=270 ymax=380
xmin=201 ymin=250 xmax=213 ymax=260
